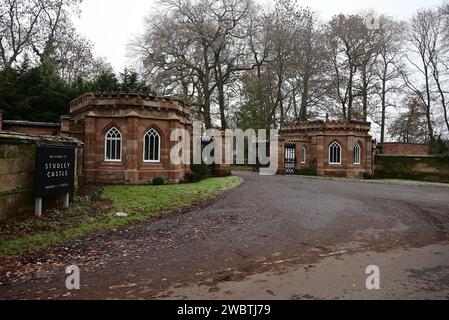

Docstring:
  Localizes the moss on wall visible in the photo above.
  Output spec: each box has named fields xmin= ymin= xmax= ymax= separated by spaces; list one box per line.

xmin=374 ymin=155 xmax=449 ymax=183
xmin=0 ymin=143 xmax=36 ymax=160
xmin=0 ymin=188 xmax=34 ymax=197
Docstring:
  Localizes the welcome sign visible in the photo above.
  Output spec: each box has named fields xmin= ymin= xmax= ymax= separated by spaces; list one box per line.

xmin=35 ymin=146 xmax=75 ymax=197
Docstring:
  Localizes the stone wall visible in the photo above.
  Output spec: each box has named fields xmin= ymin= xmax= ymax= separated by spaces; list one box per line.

xmin=0 ymin=131 xmax=83 ymax=222
xmin=374 ymin=155 xmax=449 ymax=182
xmin=0 ymin=110 xmax=61 ymax=136
xmin=2 ymin=123 xmax=60 ymax=136
xmin=379 ymin=143 xmax=428 ymax=156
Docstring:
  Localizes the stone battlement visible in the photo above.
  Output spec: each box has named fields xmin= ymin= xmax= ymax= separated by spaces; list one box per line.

xmin=69 ymin=92 xmax=191 ymax=117
xmin=281 ymin=120 xmax=371 ymax=133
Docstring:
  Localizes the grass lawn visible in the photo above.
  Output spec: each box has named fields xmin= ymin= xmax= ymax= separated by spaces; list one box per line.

xmin=0 ymin=176 xmax=243 ymax=258
xmin=298 ymin=175 xmax=449 ymax=188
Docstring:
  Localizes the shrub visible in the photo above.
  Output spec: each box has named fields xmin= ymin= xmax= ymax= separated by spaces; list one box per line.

xmin=190 ymin=162 xmax=212 ymax=180
xmin=429 ymin=137 xmax=449 ymax=156
xmin=184 ymin=172 xmax=201 ymax=183
xmin=152 ymin=176 xmax=165 ymax=185
xmin=90 ymin=189 xmax=103 ymax=202
xmin=363 ymin=172 xmax=373 ymax=180
xmin=297 ymin=167 xmax=317 ymax=176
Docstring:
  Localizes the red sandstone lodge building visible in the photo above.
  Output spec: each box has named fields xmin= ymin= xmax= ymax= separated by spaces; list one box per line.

xmin=2 ymin=91 xmax=430 ymax=184
xmin=280 ymin=120 xmax=374 ymax=178
xmin=60 ymin=92 xmax=192 ymax=184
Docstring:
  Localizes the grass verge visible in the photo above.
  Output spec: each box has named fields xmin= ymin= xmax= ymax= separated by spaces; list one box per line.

xmin=297 ymin=175 xmax=449 ymax=188
xmin=0 ymin=176 xmax=243 ymax=258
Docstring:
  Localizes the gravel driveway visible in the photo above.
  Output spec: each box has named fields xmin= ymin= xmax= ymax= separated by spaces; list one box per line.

xmin=1 ymin=172 xmax=448 ymax=299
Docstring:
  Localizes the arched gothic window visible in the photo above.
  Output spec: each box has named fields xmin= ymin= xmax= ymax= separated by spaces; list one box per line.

xmin=301 ymin=146 xmax=307 ymax=164
xmin=329 ymin=141 xmax=342 ymax=165
xmin=354 ymin=143 xmax=361 ymax=165
xmin=144 ymin=129 xmax=161 ymax=162
xmin=105 ymin=127 xmax=122 ymax=162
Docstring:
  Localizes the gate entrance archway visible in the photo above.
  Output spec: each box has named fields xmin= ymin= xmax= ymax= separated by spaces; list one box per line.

xmin=285 ymin=143 xmax=296 ymax=174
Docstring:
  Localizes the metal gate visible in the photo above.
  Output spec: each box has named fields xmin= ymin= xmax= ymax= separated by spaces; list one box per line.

xmin=201 ymin=137 xmax=216 ymax=175
xmin=285 ymin=143 xmax=296 ymax=174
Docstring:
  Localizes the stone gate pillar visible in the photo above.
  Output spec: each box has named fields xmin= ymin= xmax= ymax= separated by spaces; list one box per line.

xmin=366 ymin=139 xmax=373 ymax=175
xmin=125 ymin=112 xmax=139 ymax=183
xmin=278 ymin=137 xmax=286 ymax=175
xmin=167 ymin=119 xmax=182 ymax=182
xmin=84 ymin=112 xmax=96 ymax=183
xmin=215 ymin=131 xmax=232 ymax=177
xmin=315 ymin=135 xmax=325 ymax=176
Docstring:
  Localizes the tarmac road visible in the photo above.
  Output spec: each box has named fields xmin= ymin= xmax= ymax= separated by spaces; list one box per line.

xmin=1 ymin=172 xmax=448 ymax=299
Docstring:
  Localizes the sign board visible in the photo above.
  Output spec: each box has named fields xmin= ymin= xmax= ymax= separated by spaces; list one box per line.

xmin=35 ymin=146 xmax=75 ymax=198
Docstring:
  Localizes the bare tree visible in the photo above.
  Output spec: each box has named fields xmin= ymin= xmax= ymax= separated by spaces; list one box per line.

xmin=291 ymin=8 xmax=329 ymax=121
xmin=326 ymin=14 xmax=370 ymax=120
xmin=355 ymin=15 xmax=384 ymax=121
xmin=132 ymin=0 xmax=215 ymax=128
xmin=30 ymin=0 xmax=82 ymax=63
xmin=208 ymin=0 xmax=256 ymax=130
xmin=132 ymin=0 xmax=258 ymax=129
xmin=0 ymin=0 xmax=43 ymax=68
xmin=0 ymin=0 xmax=105 ymax=81
xmin=235 ymin=8 xmax=273 ymax=130
xmin=428 ymin=6 xmax=449 ymax=135
xmin=238 ymin=0 xmax=327 ymax=127
xmin=441 ymin=2 xmax=449 ymax=42
xmin=53 ymin=30 xmax=110 ymax=82
xmin=389 ymin=96 xmax=429 ymax=143
xmin=403 ymin=9 xmax=439 ymax=142
xmin=374 ymin=16 xmax=406 ymax=144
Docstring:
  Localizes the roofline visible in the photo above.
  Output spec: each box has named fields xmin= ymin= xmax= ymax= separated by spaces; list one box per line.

xmin=69 ymin=92 xmax=191 ymax=108
xmin=379 ymin=142 xmax=429 ymax=146
xmin=2 ymin=120 xmax=61 ymax=128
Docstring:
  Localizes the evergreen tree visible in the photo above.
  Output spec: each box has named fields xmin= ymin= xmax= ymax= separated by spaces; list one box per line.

xmin=119 ymin=68 xmax=152 ymax=93
xmin=0 ymin=67 xmax=24 ymax=120
xmin=92 ymin=69 xmax=119 ymax=92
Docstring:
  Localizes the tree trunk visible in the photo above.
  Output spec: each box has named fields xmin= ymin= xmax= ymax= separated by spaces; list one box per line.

xmin=347 ymin=66 xmax=354 ymax=121
xmin=362 ymin=64 xmax=368 ymax=121
xmin=299 ymin=71 xmax=310 ymax=121
xmin=432 ymin=62 xmax=449 ymax=134
xmin=214 ymin=64 xmax=227 ymax=130
xmin=423 ymin=64 xmax=435 ymax=142
xmin=380 ymin=71 xmax=387 ymax=145
xmin=203 ymin=93 xmax=212 ymax=129
xmin=277 ymin=72 xmax=285 ymax=125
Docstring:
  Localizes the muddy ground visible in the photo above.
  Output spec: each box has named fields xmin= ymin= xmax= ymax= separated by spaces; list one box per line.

xmin=0 ymin=172 xmax=448 ymax=299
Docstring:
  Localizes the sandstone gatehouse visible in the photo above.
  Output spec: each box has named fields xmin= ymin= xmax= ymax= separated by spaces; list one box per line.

xmin=59 ymin=92 xmax=192 ymax=184
xmin=279 ymin=120 xmax=374 ymax=178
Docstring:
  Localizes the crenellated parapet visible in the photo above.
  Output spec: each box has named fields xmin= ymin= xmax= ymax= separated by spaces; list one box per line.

xmin=281 ymin=120 xmax=371 ymax=134
xmin=69 ymin=92 xmax=191 ymax=120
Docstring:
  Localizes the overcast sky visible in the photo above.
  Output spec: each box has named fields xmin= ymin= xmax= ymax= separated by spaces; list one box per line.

xmin=73 ymin=0 xmax=445 ymax=72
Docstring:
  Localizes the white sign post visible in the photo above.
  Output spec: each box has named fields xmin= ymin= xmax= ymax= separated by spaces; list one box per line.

xmin=35 ymin=197 xmax=43 ymax=217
